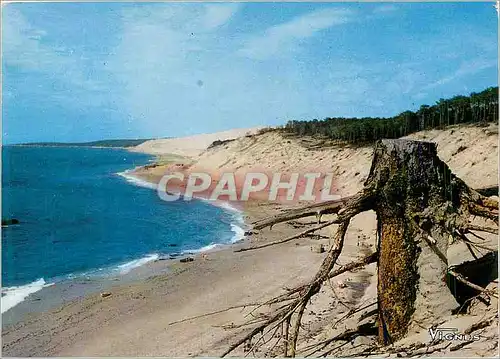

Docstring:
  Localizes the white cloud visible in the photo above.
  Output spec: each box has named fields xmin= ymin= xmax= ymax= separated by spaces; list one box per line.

xmin=106 ymin=4 xmax=316 ymax=136
xmin=423 ymin=59 xmax=497 ymax=90
xmin=4 ymin=2 xmax=497 ymax=140
xmin=239 ymin=8 xmax=355 ymax=60
xmin=202 ymin=3 xmax=240 ymax=30
xmin=2 ymin=6 xmax=107 ymax=106
xmin=120 ymin=3 xmax=239 ymax=34
xmin=2 ymin=7 xmax=60 ymax=71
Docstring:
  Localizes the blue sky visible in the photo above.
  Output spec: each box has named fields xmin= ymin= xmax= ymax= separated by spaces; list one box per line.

xmin=2 ymin=2 xmax=498 ymax=144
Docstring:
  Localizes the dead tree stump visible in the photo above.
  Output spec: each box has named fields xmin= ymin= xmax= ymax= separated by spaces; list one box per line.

xmin=366 ymin=139 xmax=459 ymax=344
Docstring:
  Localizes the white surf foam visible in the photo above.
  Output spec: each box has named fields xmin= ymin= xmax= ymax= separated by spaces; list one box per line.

xmin=183 ymin=243 xmax=220 ymax=254
xmin=230 ymin=223 xmax=246 ymax=243
xmin=117 ymin=169 xmax=157 ymax=190
xmin=216 ymin=202 xmax=246 ymax=243
xmin=1 ymin=278 xmax=54 ymax=313
xmin=116 ymin=254 xmax=160 ymax=275
xmin=205 ymin=200 xmax=246 ymax=244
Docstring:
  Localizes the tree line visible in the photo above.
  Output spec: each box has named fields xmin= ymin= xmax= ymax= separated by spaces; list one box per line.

xmin=284 ymin=87 xmax=498 ymax=144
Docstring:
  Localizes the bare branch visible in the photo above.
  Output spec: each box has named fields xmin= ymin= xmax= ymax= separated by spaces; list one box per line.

xmin=331 ymin=301 xmax=377 ymax=330
xmin=238 ymin=188 xmax=375 ymax=253
xmin=455 ymin=230 xmax=497 ymax=252
xmin=468 ymin=203 xmax=498 ymax=223
xmin=465 ymin=224 xmax=498 ymax=235
xmin=235 ymin=219 xmax=337 ymax=253
xmin=252 ymin=197 xmax=351 ymax=230
xmin=167 ymin=303 xmax=264 ymax=326
xmin=222 ymin=219 xmax=352 ymax=357
xmin=448 ymin=270 xmax=498 ymax=299
xmin=260 ymin=251 xmax=377 ymax=313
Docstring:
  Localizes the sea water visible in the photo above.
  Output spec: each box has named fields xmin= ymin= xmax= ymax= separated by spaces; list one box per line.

xmin=1 ymin=146 xmax=244 ymax=313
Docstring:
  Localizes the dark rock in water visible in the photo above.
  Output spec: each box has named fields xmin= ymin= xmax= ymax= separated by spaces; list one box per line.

xmin=180 ymin=257 xmax=194 ymax=263
xmin=168 ymin=243 xmax=178 ymax=247
xmin=2 ymin=218 xmax=19 ymax=226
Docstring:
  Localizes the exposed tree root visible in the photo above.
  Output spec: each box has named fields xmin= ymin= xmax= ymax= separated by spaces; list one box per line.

xmin=455 ymin=233 xmax=496 ymax=252
xmin=464 ymin=316 xmax=496 ymax=334
xmin=234 ymin=219 xmax=338 ymax=253
xmin=251 ymin=197 xmax=351 ymax=230
xmin=305 ymin=328 xmax=360 ymax=357
xmin=331 ymin=301 xmax=377 ymax=330
xmin=465 ymin=224 xmax=498 ymax=235
xmin=342 ymin=314 xmax=497 ymax=358
xmin=222 ymin=221 xmax=350 ymax=357
xmin=167 ymin=303 xmax=264 ymax=326
xmin=251 ymin=186 xmax=496 ymax=232
xmin=221 ymin=188 xmax=377 ymax=357
xmin=249 ymin=251 xmax=378 ymax=319
xmin=216 ymin=140 xmax=499 ymax=357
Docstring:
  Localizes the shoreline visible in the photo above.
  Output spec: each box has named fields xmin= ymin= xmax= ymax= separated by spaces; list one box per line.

xmin=118 ymin=165 xmax=249 ymax=244
xmin=3 ymin=146 xmax=321 ymax=357
xmin=3 ymin=194 xmax=377 ymax=357
xmin=2 ymin=162 xmax=249 ymax=327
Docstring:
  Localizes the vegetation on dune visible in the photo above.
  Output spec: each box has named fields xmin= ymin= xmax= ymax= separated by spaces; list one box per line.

xmin=284 ymin=87 xmax=499 ymax=143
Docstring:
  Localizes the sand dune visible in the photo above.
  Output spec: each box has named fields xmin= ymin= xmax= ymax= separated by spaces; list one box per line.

xmin=133 ymin=123 xmax=498 ymax=198
xmin=131 ymin=127 xmax=263 ymax=157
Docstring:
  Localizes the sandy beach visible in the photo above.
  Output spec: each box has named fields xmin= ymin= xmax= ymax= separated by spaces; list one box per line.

xmin=2 ymin=124 xmax=498 ymax=357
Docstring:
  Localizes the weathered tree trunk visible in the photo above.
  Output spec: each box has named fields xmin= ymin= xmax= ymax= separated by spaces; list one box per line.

xmin=365 ymin=139 xmax=459 ymax=344
xmin=223 ymin=138 xmax=497 ymax=357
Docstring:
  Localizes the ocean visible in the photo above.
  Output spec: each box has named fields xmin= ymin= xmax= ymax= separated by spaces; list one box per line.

xmin=1 ymin=146 xmax=244 ymax=314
